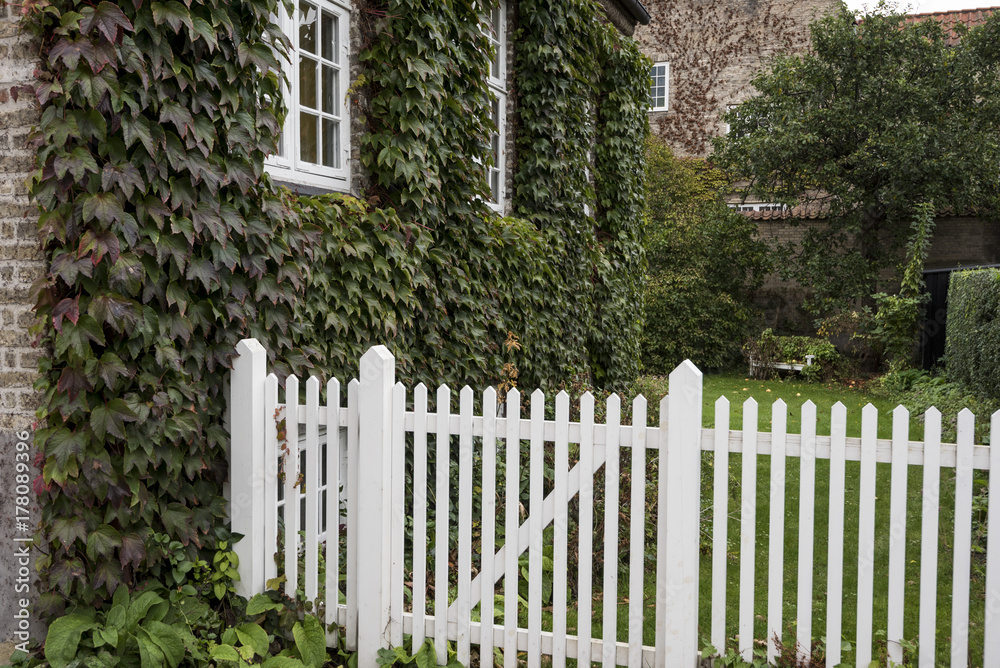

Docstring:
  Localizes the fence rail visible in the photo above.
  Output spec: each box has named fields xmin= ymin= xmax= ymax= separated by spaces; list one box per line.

xmin=229 ymin=340 xmax=1000 ymax=668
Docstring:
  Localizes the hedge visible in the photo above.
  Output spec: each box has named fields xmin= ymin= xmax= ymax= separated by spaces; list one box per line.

xmin=946 ymin=268 xmax=1000 ymax=401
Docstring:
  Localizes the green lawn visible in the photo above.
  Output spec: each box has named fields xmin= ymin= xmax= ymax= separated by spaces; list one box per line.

xmin=495 ymin=372 xmax=989 ymax=667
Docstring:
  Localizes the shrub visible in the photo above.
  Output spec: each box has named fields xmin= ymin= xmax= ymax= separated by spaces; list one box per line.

xmin=642 ymin=139 xmax=771 ymax=373
xmin=743 ymin=329 xmax=842 ymax=382
xmin=946 ymin=268 xmax=1000 ymax=401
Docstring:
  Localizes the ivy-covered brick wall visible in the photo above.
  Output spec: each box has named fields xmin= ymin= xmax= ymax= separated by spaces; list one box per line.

xmin=21 ymin=0 xmax=649 ymax=621
xmin=0 ymin=2 xmax=43 ymax=641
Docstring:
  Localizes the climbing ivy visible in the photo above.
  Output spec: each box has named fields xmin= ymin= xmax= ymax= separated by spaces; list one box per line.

xmin=24 ymin=0 xmax=649 ymax=619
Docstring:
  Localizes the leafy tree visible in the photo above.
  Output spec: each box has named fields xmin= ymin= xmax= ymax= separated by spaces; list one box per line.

xmin=643 ymin=137 xmax=771 ymax=372
xmin=713 ymin=4 xmax=1000 ymax=315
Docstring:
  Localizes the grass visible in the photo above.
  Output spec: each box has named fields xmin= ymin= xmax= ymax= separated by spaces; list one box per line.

xmin=492 ymin=371 xmax=990 ymax=667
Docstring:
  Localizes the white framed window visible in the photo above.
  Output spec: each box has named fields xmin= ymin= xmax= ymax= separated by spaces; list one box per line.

xmin=266 ymin=0 xmax=351 ymax=191
xmin=486 ymin=2 xmax=507 ymax=212
xmin=649 ymin=62 xmax=668 ymax=112
xmin=729 ymin=203 xmax=788 ymax=212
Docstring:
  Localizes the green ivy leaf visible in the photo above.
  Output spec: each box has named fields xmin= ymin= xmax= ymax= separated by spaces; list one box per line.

xmin=82 ymin=192 xmax=125 ymax=225
xmin=86 ymin=524 xmax=122 ymax=561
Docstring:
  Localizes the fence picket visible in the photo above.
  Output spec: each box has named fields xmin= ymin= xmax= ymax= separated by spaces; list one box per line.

xmin=796 ymin=401 xmax=817 ymax=664
xmin=739 ymin=399 xmax=758 ymax=662
xmin=766 ymin=400 xmax=787 ymax=664
xmin=325 ymin=378 xmax=341 ymax=646
xmin=985 ymin=411 xmax=1000 ymax=666
xmin=480 ymin=388 xmax=498 ymax=666
xmin=503 ymin=389 xmax=521 ymax=667
xmin=918 ymin=408 xmax=942 ymax=668
xmin=887 ymin=405 xmax=909 ymax=665
xmin=826 ymin=403 xmax=847 ymax=668
xmin=346 ymin=379 xmax=359 ymax=650
xmin=390 ymin=383 xmax=406 ymax=647
xmin=284 ymin=375 xmax=300 ymax=601
xmin=434 ymin=385 xmax=451 ymax=665
xmin=855 ymin=404 xmax=877 ymax=666
xmin=711 ymin=397 xmax=730 ymax=656
xmin=411 ymin=384 xmax=429 ymax=654
xmin=305 ymin=376 xmax=321 ymax=603
xmin=552 ymin=392 xmax=570 ymax=667
xmin=654 ymin=391 xmax=669 ymax=668
xmin=578 ymin=392 xmax=595 ymax=667
xmin=951 ymin=409 xmax=975 ymax=667
xmin=603 ymin=394 xmax=622 ymax=668
xmin=628 ymin=396 xmax=647 ymax=668
xmin=528 ymin=389 xmax=546 ymax=668
xmin=264 ymin=374 xmax=279 ymax=588
xmin=457 ymin=387 xmax=474 ymax=664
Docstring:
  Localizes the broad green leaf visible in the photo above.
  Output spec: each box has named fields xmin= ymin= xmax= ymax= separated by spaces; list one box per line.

xmin=291 ymin=615 xmax=326 ymax=668
xmin=44 ymin=613 xmax=97 ymax=668
xmin=245 ymin=593 xmax=283 ymax=616
xmin=210 ymin=644 xmax=241 ymax=662
xmin=144 ymin=621 xmax=185 ymax=668
xmin=235 ymin=623 xmax=269 ymax=658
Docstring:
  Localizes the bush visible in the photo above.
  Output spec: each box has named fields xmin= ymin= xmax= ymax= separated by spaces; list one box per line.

xmin=946 ymin=268 xmax=1000 ymax=401
xmin=877 ymin=370 xmax=999 ymax=444
xmin=642 ymin=138 xmax=771 ymax=373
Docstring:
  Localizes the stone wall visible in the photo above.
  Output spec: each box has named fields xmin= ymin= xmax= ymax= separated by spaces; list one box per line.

xmin=0 ymin=1 xmax=41 ymax=644
xmin=635 ymin=0 xmax=839 ymax=157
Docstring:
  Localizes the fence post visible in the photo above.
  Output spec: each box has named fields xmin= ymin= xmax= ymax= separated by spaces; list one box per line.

xmin=230 ymin=338 xmax=267 ymax=598
xmin=660 ymin=360 xmax=703 ymax=667
xmin=356 ymin=346 xmax=396 ymax=667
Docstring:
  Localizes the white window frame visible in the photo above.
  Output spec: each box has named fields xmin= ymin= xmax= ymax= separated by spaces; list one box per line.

xmin=485 ymin=1 xmax=507 ymax=213
xmin=265 ymin=0 xmax=351 ymax=192
xmin=729 ymin=203 xmax=788 ymax=213
xmin=649 ymin=62 xmax=669 ymax=112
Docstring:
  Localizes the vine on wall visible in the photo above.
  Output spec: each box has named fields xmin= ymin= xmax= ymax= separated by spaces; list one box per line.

xmin=636 ymin=0 xmax=836 ymax=156
xmin=24 ymin=0 xmax=649 ymax=616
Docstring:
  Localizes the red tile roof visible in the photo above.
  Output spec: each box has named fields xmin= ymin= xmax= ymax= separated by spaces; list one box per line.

xmin=903 ymin=6 xmax=998 ymax=45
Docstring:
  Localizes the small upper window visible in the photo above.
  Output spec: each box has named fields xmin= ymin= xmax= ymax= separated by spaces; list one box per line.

xmin=266 ymin=0 xmax=351 ymax=192
xmin=649 ymin=62 xmax=669 ymax=112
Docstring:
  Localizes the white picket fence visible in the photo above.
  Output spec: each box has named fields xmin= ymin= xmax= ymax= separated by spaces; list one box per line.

xmin=228 ymin=339 xmax=1000 ymax=668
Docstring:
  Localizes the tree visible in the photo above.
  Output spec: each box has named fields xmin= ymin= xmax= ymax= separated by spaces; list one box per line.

xmin=643 ymin=137 xmax=772 ymax=372
xmin=713 ymin=4 xmax=1000 ymax=315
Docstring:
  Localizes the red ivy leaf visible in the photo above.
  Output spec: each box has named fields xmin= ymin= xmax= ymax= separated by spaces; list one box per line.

xmin=51 ymin=296 xmax=80 ymax=332
xmin=83 ymin=2 xmax=134 ymax=44
xmin=120 ymin=534 xmax=146 ymax=569
xmin=57 ymin=365 xmax=93 ymax=401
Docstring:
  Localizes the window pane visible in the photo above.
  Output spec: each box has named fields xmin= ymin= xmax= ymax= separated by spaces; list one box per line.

xmin=490 ymin=7 xmax=501 ymax=79
xmin=300 ymin=55 xmax=317 ymax=109
xmin=322 ymin=118 xmax=340 ymax=168
xmin=322 ymin=64 xmax=339 ymax=115
xmin=321 ymin=10 xmax=338 ymax=62
xmin=491 ymin=169 xmax=500 ymax=203
xmin=300 ymin=111 xmax=318 ymax=163
xmin=299 ymin=2 xmax=317 ymax=55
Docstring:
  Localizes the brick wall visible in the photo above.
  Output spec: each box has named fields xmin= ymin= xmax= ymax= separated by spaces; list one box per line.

xmin=751 ymin=216 xmax=1000 ymax=333
xmin=636 ymin=0 xmax=839 ymax=157
xmin=0 ymin=1 xmax=42 ymax=644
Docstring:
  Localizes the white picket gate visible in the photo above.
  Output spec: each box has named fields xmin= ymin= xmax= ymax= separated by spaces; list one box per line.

xmin=229 ymin=339 xmax=1000 ymax=668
